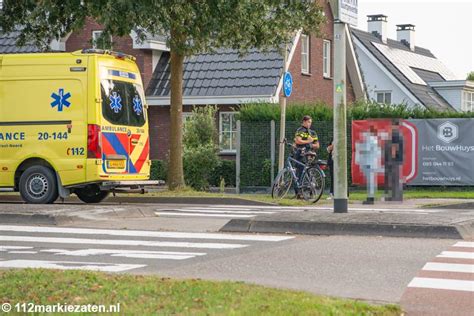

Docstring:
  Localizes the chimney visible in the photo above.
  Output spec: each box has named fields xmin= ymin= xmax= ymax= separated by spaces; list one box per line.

xmin=397 ymin=24 xmax=416 ymax=51
xmin=367 ymin=14 xmax=388 ymax=43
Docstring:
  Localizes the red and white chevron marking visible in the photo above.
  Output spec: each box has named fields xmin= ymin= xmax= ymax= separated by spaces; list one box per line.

xmin=401 ymin=241 xmax=474 ymax=316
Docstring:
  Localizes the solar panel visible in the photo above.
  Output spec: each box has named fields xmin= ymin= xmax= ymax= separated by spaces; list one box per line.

xmin=373 ymin=42 xmax=457 ymax=85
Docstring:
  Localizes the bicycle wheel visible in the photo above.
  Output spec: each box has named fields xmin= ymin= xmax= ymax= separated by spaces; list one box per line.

xmin=301 ymin=167 xmax=325 ymax=203
xmin=271 ymin=168 xmax=293 ymax=199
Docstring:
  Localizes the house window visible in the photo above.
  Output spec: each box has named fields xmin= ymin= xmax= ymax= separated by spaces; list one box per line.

xmin=323 ymin=40 xmax=331 ymax=78
xmin=301 ymin=34 xmax=310 ymax=74
xmin=376 ymin=91 xmax=392 ymax=104
xmin=219 ymin=112 xmax=237 ymax=153
xmin=462 ymin=91 xmax=474 ymax=112
xmin=92 ymin=30 xmax=111 ymax=49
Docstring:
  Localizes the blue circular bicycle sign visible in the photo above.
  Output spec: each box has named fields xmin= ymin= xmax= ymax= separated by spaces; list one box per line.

xmin=283 ymin=71 xmax=293 ymax=97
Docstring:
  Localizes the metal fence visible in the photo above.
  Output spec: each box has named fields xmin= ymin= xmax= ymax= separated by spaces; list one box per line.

xmin=236 ymin=120 xmax=352 ymax=192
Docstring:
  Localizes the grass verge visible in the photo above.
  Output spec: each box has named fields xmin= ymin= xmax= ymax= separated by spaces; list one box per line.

xmin=0 ymin=269 xmax=401 ymax=315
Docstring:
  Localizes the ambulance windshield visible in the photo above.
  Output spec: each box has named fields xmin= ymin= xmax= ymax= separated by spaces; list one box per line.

xmin=101 ymin=79 xmax=146 ymax=127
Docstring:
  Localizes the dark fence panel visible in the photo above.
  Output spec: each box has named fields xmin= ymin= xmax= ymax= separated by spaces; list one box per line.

xmin=240 ymin=120 xmax=352 ymax=189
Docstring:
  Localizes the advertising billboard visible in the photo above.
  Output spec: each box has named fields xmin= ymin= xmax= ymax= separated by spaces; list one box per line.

xmin=351 ymin=119 xmax=474 ymax=186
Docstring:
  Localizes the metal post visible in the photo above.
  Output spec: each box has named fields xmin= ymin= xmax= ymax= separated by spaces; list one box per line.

xmin=278 ymin=44 xmax=288 ymax=171
xmin=236 ymin=120 xmax=241 ymax=194
xmin=333 ymin=22 xmax=348 ymax=213
xmin=270 ymin=120 xmax=276 ymax=185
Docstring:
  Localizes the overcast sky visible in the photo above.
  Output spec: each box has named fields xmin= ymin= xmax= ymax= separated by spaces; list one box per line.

xmin=356 ymin=0 xmax=473 ymax=79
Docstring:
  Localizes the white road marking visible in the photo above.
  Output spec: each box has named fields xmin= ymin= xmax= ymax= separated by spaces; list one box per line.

xmin=0 ymin=259 xmax=146 ymax=272
xmin=41 ymin=248 xmax=206 ymax=260
xmin=408 ymin=277 xmax=474 ymax=292
xmin=0 ymin=225 xmax=294 ymax=242
xmin=173 ymin=209 xmax=275 ymax=214
xmin=0 ymin=235 xmax=247 ymax=249
xmin=0 ymin=246 xmax=33 ymax=251
xmin=6 ymin=251 xmax=38 ymax=254
xmin=423 ymin=262 xmax=474 ymax=274
xmin=184 ymin=207 xmax=256 ymax=211
xmin=155 ymin=212 xmax=255 ymax=218
xmin=437 ymin=251 xmax=474 ymax=260
xmin=454 ymin=242 xmax=474 ymax=248
xmin=312 ymin=206 xmax=442 ymax=213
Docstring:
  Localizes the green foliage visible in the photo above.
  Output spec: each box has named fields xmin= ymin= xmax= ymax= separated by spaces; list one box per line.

xmin=183 ymin=106 xmax=219 ymax=190
xmin=238 ymin=102 xmax=333 ymax=122
xmin=467 ymin=71 xmax=474 ymax=81
xmin=183 ymin=144 xmax=220 ymax=191
xmin=184 ymin=105 xmax=218 ymax=148
xmin=239 ymin=101 xmax=474 ymax=122
xmin=150 ymin=160 xmax=167 ymax=181
xmin=152 ymin=158 xmax=235 ymax=188
xmin=209 ymin=160 xmax=236 ymax=187
xmin=1 ymin=1 xmax=325 ymax=56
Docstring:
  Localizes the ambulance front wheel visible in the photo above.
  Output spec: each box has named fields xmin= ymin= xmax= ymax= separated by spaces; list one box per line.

xmin=19 ymin=166 xmax=59 ymax=204
xmin=75 ymin=185 xmax=110 ymax=203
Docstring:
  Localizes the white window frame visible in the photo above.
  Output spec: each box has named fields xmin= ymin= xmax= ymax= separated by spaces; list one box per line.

xmin=462 ymin=91 xmax=474 ymax=112
xmin=219 ymin=111 xmax=237 ymax=154
xmin=92 ymin=30 xmax=112 ymax=49
xmin=323 ymin=40 xmax=331 ymax=78
xmin=375 ymin=91 xmax=392 ymax=104
xmin=301 ymin=34 xmax=310 ymax=74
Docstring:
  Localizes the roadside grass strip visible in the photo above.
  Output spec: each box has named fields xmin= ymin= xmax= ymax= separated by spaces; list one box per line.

xmin=0 ymin=269 xmax=401 ymax=315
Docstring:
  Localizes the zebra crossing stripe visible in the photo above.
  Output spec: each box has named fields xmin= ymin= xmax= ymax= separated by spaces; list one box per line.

xmin=0 ymin=235 xmax=248 ymax=249
xmin=155 ymin=212 xmax=255 ymax=218
xmin=0 ymin=225 xmax=294 ymax=242
xmin=0 ymin=246 xmax=33 ymax=251
xmin=174 ymin=209 xmax=275 ymax=214
xmin=408 ymin=277 xmax=474 ymax=292
xmin=437 ymin=251 xmax=474 ymax=260
xmin=422 ymin=262 xmax=474 ymax=274
xmin=453 ymin=242 xmax=474 ymax=248
xmin=40 ymin=248 xmax=207 ymax=260
xmin=0 ymin=259 xmax=146 ymax=272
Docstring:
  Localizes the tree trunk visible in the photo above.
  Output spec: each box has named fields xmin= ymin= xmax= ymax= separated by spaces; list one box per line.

xmin=167 ymin=48 xmax=185 ymax=190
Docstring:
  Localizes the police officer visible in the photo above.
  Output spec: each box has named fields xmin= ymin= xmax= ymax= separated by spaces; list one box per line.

xmin=293 ymin=116 xmax=319 ymax=197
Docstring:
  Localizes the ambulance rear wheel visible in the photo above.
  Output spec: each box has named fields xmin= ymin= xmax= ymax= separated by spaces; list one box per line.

xmin=19 ymin=166 xmax=59 ymax=204
xmin=75 ymin=185 xmax=110 ymax=203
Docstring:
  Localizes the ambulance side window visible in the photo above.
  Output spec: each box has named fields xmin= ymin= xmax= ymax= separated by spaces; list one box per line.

xmin=101 ymin=80 xmax=145 ymax=127
xmin=101 ymin=80 xmax=128 ymax=126
xmin=128 ymin=85 xmax=146 ymax=126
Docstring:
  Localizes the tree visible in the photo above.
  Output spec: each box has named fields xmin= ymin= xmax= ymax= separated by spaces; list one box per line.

xmin=1 ymin=0 xmax=324 ymax=189
xmin=467 ymin=72 xmax=474 ymax=81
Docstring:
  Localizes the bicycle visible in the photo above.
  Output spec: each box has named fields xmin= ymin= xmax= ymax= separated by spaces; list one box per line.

xmin=271 ymin=140 xmax=327 ymax=203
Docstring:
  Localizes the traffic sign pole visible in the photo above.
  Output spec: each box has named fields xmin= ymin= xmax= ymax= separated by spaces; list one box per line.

xmin=278 ymin=44 xmax=289 ymax=171
xmin=333 ymin=20 xmax=348 ymax=213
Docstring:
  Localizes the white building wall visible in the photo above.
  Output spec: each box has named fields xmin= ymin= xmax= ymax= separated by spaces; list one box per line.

xmin=353 ymin=40 xmax=419 ymax=106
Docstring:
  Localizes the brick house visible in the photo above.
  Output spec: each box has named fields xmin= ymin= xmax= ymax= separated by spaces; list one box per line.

xmin=0 ymin=1 xmax=364 ymax=161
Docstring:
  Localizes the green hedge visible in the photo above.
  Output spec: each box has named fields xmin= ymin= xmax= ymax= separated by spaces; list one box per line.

xmin=150 ymin=159 xmax=236 ymax=187
xmin=238 ymin=101 xmax=474 ymax=122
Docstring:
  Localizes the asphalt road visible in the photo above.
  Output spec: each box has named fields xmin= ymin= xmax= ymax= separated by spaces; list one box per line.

xmin=0 ymin=223 xmax=456 ymax=305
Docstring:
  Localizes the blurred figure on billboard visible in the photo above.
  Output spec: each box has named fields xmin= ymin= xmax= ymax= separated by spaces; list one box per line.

xmin=384 ymin=120 xmax=405 ymax=202
xmin=355 ymin=126 xmax=384 ymax=205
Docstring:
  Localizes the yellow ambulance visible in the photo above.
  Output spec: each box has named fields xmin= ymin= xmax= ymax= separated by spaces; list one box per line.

xmin=0 ymin=49 xmax=155 ymax=204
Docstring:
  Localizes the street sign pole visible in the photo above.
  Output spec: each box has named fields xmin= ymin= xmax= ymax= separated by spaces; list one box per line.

xmin=278 ymin=43 xmax=289 ymax=171
xmin=333 ymin=19 xmax=349 ymax=213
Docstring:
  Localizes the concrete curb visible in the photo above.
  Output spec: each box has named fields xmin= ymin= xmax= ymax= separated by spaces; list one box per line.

xmin=220 ymin=219 xmax=471 ymax=240
xmin=0 ymin=213 xmax=79 ymax=225
xmin=0 ymin=195 xmax=275 ymax=207
xmin=0 ymin=207 xmax=158 ymax=226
